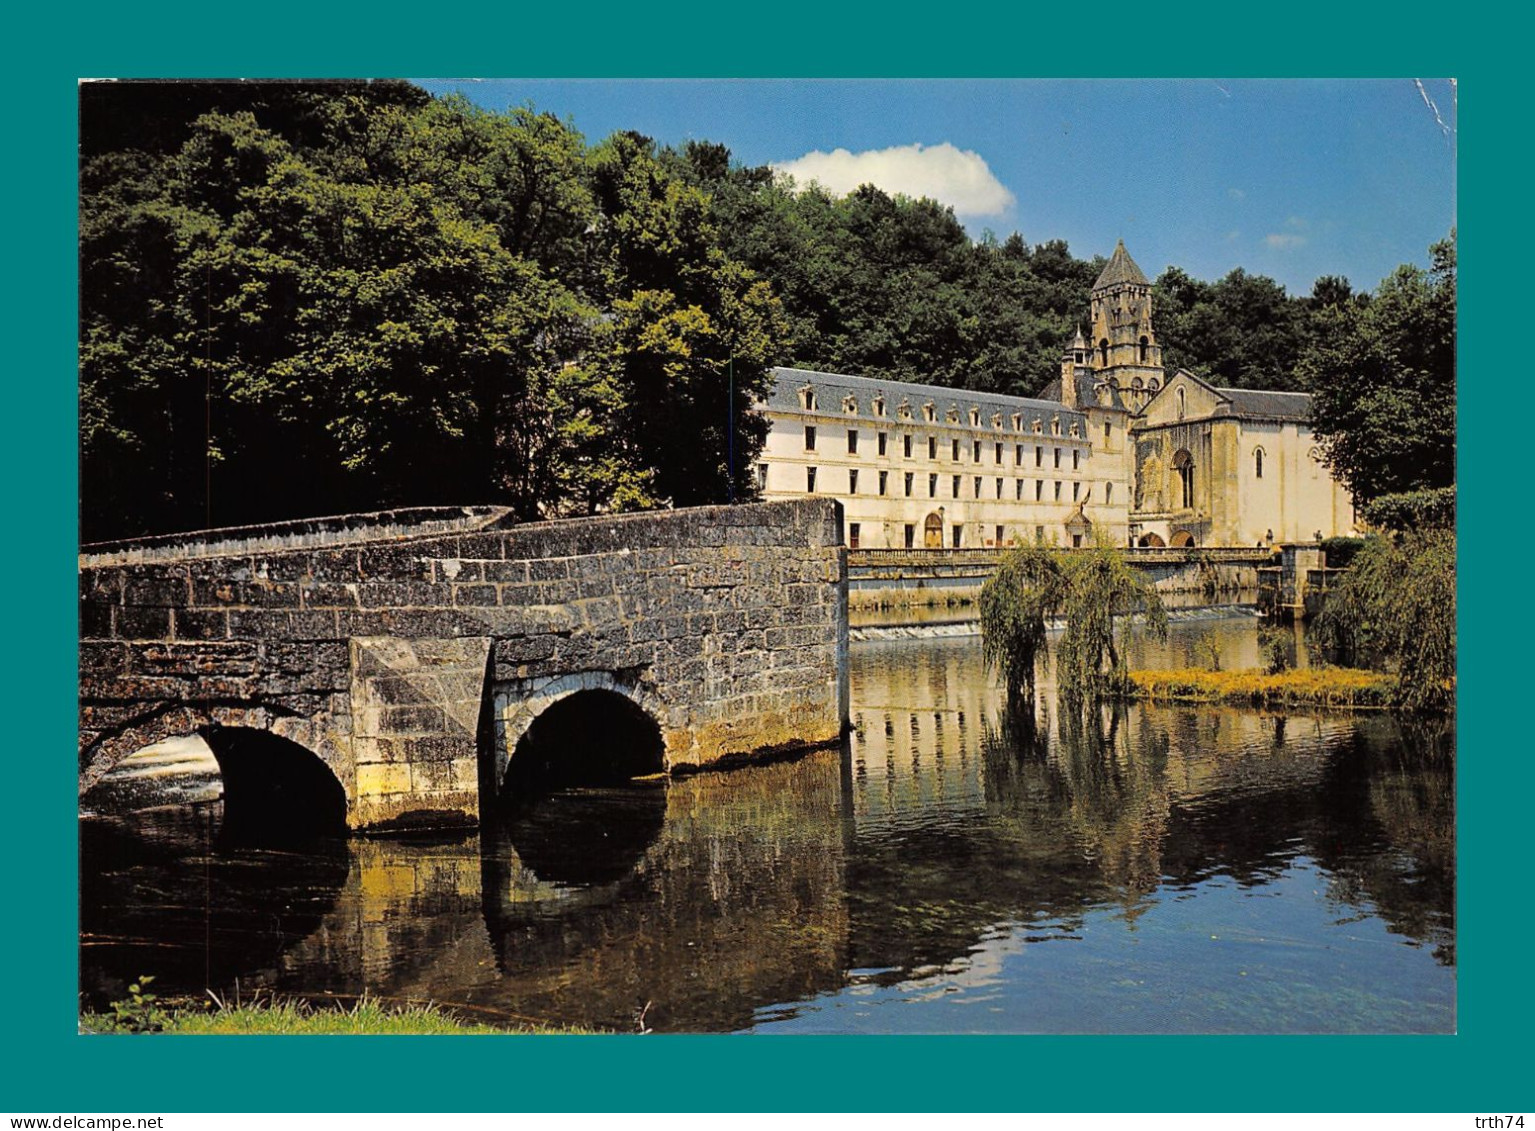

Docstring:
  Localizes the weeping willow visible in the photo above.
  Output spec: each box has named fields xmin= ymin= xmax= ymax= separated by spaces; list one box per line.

xmin=1055 ymin=537 xmax=1169 ymax=700
xmin=1309 ymin=527 xmax=1455 ymax=712
xmin=980 ymin=535 xmax=1168 ymax=703
xmin=979 ymin=539 xmax=1063 ymax=704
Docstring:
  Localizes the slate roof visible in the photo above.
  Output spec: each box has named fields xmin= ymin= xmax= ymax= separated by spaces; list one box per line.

xmin=1093 ymin=240 xmax=1149 ymax=290
xmin=1217 ymin=388 xmax=1313 ymax=422
xmin=1035 ymin=371 xmax=1130 ymax=412
xmin=766 ymin=367 xmax=1087 ymax=431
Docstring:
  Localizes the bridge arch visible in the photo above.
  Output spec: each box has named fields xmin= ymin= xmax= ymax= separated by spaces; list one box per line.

xmin=80 ymin=710 xmax=347 ymax=841
xmin=494 ymin=671 xmax=667 ymax=801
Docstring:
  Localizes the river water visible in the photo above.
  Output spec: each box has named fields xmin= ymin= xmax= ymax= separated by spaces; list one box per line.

xmin=79 ymin=614 xmax=1454 ymax=1034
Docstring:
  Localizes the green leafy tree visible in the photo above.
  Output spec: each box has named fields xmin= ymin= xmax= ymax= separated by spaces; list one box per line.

xmin=1308 ymin=527 xmax=1455 ymax=712
xmin=979 ymin=539 xmax=1065 ymax=704
xmin=1055 ymin=536 xmax=1169 ymax=699
xmin=981 ymin=536 xmax=1167 ymax=705
xmin=1298 ymin=234 xmax=1456 ymax=504
xmin=587 ymin=132 xmax=788 ymax=509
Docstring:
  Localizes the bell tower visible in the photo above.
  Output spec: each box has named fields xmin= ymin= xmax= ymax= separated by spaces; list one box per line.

xmin=1089 ymin=240 xmax=1164 ymax=410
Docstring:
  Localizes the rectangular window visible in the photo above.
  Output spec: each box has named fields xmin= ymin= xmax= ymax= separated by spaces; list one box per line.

xmin=1054 ymin=481 xmax=1062 ymax=501
xmin=1015 ymin=478 xmax=1024 ymax=500
xmin=807 ymin=466 xmax=817 ymax=492
xmin=1073 ymin=449 xmax=1080 ymax=471
xmin=849 ymin=522 xmax=861 ymax=549
xmin=1035 ymin=480 xmax=1043 ymax=501
xmin=878 ymin=470 xmax=888 ymax=496
xmin=929 ymin=437 xmax=938 ymax=460
xmin=973 ymin=475 xmax=982 ymax=498
xmin=1073 ymin=481 xmax=1081 ymax=501
xmin=1015 ymin=444 xmax=1023 ymax=466
xmin=1106 ymin=482 xmax=1114 ymax=504
xmin=996 ymin=524 xmax=1004 ymax=546
xmin=929 ymin=473 xmax=938 ymax=497
xmin=1035 ymin=446 xmax=1043 ymax=467
xmin=904 ymin=524 xmax=915 ymax=549
xmin=1072 ymin=533 xmax=1083 ymax=548
xmin=757 ymin=463 xmax=768 ymax=490
xmin=904 ymin=472 xmax=914 ymax=497
xmin=877 ymin=431 xmax=887 ymax=456
xmin=952 ymin=438 xmax=961 ymax=461
xmin=952 ymin=474 xmax=961 ymax=498
xmin=849 ymin=468 xmax=859 ymax=494
xmin=1104 ymin=421 xmax=1111 ymax=442
xmin=1035 ymin=525 xmax=1045 ymax=541
xmin=904 ymin=434 xmax=913 ymax=459
xmin=995 ymin=442 xmax=1003 ymax=464
xmin=805 ymin=426 xmax=816 ymax=451
xmin=996 ymin=477 xmax=1003 ymax=498
xmin=848 ymin=429 xmax=858 ymax=454
xmin=952 ymin=525 xmax=962 ymax=548
xmin=973 ymin=440 xmax=982 ymax=462
xmin=1054 ymin=447 xmax=1062 ymax=469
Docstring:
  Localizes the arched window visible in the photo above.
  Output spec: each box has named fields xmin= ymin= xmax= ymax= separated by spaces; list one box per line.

xmin=1139 ymin=335 xmax=1150 ymax=362
xmin=1254 ymin=447 xmax=1265 ymax=479
xmin=1099 ymin=338 xmax=1110 ymax=367
xmin=1172 ymin=448 xmax=1195 ymax=509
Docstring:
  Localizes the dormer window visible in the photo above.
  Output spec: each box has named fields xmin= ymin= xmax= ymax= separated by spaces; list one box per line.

xmin=1032 ymin=419 xmax=1043 ymax=435
xmin=843 ymin=395 xmax=858 ymax=415
xmin=1011 ymin=413 xmax=1022 ymax=431
xmin=969 ymin=408 xmax=980 ymax=427
xmin=991 ymin=412 xmax=1003 ymax=430
xmin=923 ymin=402 xmax=936 ymax=422
xmin=872 ymin=395 xmax=886 ymax=417
xmin=1051 ymin=417 xmax=1061 ymax=436
xmin=899 ymin=399 xmax=913 ymax=420
xmin=946 ymin=406 xmax=960 ymax=424
xmin=1069 ymin=423 xmax=1080 ymax=439
xmin=798 ymin=385 xmax=817 ymax=412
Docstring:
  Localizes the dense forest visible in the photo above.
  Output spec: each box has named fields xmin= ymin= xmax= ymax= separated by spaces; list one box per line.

xmin=79 ymin=81 xmax=1448 ymax=541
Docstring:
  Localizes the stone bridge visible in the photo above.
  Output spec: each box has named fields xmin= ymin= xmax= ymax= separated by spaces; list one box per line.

xmin=79 ymin=501 xmax=849 ymax=831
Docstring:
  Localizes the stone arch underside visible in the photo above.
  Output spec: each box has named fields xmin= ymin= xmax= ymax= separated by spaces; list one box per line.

xmin=493 ymin=669 xmax=668 ymax=792
xmin=79 ymin=700 xmax=350 ymax=798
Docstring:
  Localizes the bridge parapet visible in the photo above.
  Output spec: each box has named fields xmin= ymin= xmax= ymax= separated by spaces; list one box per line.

xmin=80 ymin=500 xmax=849 ymax=830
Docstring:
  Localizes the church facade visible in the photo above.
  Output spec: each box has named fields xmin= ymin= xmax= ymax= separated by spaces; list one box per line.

xmin=755 ymin=241 xmax=1355 ymax=549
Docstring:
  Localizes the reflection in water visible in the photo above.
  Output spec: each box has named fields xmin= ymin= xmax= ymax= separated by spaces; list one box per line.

xmin=78 ymin=618 xmax=1454 ymax=1033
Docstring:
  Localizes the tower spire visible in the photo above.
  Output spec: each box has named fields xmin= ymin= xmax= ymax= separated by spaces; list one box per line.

xmin=1088 ymin=241 xmax=1162 ymax=408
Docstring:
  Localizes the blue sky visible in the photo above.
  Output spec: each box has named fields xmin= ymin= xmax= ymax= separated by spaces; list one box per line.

xmin=414 ymin=78 xmax=1456 ymax=296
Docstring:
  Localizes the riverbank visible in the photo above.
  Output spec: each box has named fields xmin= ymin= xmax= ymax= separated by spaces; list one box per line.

xmin=81 ymin=994 xmax=599 ymax=1035
xmin=1126 ymin=666 xmax=1400 ymax=709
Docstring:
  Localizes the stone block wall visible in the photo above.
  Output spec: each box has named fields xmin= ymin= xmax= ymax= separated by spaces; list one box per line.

xmin=79 ymin=499 xmax=849 ymax=830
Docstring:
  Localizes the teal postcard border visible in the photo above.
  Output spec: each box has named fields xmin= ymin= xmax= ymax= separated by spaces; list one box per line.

xmin=10 ymin=3 xmax=1523 ymax=1114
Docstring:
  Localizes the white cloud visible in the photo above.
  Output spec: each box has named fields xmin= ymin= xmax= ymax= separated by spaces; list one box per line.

xmin=772 ymin=142 xmax=1016 ymax=216
xmin=1227 ymin=187 xmax=1245 ymax=200
xmin=1265 ymin=233 xmax=1307 ymax=249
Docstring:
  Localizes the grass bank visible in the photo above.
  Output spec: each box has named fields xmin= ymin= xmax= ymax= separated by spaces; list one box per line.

xmin=1126 ymin=666 xmax=1401 ymax=709
xmin=81 ymin=993 xmax=598 ymax=1035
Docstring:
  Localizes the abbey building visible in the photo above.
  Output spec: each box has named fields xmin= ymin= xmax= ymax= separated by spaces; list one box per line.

xmin=755 ymin=241 xmax=1354 ymax=549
